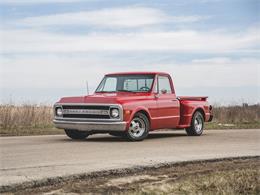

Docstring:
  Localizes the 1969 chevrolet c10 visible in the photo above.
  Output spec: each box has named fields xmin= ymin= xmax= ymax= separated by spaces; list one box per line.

xmin=54 ymin=72 xmax=213 ymax=141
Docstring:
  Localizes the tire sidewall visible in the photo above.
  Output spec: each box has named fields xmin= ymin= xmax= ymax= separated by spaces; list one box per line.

xmin=191 ymin=112 xmax=204 ymax=136
xmin=126 ymin=113 xmax=150 ymax=141
xmin=64 ymin=129 xmax=89 ymax=140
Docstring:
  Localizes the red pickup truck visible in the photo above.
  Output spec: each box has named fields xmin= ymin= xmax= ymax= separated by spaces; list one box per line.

xmin=54 ymin=72 xmax=213 ymax=141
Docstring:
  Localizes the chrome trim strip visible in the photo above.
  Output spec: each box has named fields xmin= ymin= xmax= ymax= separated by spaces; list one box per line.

xmin=151 ymin=115 xmax=180 ymax=120
xmin=53 ymin=117 xmax=121 ymax=122
xmin=53 ymin=119 xmax=127 ymax=131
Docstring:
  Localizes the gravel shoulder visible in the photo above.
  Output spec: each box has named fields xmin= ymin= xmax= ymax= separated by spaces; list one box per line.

xmin=3 ymin=157 xmax=260 ymax=195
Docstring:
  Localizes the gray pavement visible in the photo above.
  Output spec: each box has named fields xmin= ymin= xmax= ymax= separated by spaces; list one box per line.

xmin=0 ymin=129 xmax=259 ymax=187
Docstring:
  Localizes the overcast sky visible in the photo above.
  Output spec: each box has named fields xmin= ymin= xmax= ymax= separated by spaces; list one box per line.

xmin=0 ymin=0 xmax=259 ymax=105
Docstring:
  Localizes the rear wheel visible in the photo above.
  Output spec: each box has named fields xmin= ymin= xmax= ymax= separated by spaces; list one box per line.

xmin=64 ymin=129 xmax=89 ymax=140
xmin=125 ymin=113 xmax=149 ymax=141
xmin=185 ymin=111 xmax=204 ymax=136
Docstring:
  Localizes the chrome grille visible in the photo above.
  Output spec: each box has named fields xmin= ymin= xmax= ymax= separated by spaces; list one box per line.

xmin=54 ymin=104 xmax=122 ymax=121
xmin=62 ymin=109 xmax=109 ymax=115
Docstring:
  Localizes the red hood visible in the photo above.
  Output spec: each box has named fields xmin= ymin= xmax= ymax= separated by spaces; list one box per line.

xmin=58 ymin=92 xmax=152 ymax=104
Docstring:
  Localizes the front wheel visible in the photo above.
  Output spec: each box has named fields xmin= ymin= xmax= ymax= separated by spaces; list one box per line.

xmin=125 ymin=113 xmax=149 ymax=141
xmin=64 ymin=129 xmax=89 ymax=140
xmin=185 ymin=111 xmax=204 ymax=136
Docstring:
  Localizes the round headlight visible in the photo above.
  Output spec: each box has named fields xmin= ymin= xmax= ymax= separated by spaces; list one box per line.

xmin=111 ymin=108 xmax=119 ymax=118
xmin=56 ymin=108 xmax=63 ymax=116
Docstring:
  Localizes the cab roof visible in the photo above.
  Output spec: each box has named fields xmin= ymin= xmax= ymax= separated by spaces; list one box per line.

xmin=106 ymin=72 xmax=170 ymax=76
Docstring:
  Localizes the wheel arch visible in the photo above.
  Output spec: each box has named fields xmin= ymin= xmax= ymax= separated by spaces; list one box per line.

xmin=130 ymin=107 xmax=151 ymax=125
xmin=136 ymin=110 xmax=151 ymax=123
xmin=193 ymin=107 xmax=206 ymax=120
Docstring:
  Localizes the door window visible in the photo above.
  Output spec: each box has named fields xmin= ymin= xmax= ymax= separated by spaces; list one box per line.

xmin=158 ymin=76 xmax=172 ymax=94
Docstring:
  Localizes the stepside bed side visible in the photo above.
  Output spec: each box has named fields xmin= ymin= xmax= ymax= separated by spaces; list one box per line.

xmin=177 ymin=97 xmax=211 ymax=128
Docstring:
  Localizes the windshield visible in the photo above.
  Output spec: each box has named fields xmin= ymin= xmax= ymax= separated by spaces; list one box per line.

xmin=96 ymin=74 xmax=155 ymax=93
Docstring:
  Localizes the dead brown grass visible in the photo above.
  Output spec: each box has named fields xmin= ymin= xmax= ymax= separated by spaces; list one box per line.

xmin=0 ymin=103 xmax=259 ymax=136
xmin=138 ymin=167 xmax=260 ymax=195
xmin=212 ymin=104 xmax=260 ymax=124
xmin=0 ymin=104 xmax=53 ymax=129
xmin=206 ymin=104 xmax=260 ymax=129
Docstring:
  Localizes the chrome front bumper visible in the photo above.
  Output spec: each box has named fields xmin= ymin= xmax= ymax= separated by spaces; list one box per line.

xmin=53 ymin=119 xmax=127 ymax=132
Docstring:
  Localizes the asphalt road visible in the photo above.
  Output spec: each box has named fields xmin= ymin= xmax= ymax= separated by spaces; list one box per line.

xmin=0 ymin=129 xmax=259 ymax=187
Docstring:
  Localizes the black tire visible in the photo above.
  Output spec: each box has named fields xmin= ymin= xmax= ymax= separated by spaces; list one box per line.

xmin=109 ymin=132 xmax=126 ymax=137
xmin=125 ymin=113 xmax=149 ymax=141
xmin=185 ymin=111 xmax=204 ymax=136
xmin=64 ymin=129 xmax=89 ymax=140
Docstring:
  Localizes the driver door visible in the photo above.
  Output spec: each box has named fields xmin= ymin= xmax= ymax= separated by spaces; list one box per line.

xmin=154 ymin=75 xmax=180 ymax=129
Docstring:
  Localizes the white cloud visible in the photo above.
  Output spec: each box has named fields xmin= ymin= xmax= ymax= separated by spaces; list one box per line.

xmin=1 ymin=27 xmax=258 ymax=54
xmin=173 ymin=58 xmax=259 ymax=88
xmin=1 ymin=54 xmax=259 ymax=103
xmin=17 ymin=7 xmax=207 ymax=28
xmin=1 ymin=55 xmax=259 ymax=89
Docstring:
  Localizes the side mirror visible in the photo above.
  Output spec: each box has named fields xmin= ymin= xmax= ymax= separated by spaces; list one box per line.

xmin=161 ymin=89 xmax=167 ymax=94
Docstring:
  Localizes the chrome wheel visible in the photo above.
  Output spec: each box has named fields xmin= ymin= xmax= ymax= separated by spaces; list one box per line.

xmin=129 ymin=117 xmax=146 ymax=138
xmin=185 ymin=111 xmax=204 ymax=136
xmin=194 ymin=116 xmax=203 ymax=133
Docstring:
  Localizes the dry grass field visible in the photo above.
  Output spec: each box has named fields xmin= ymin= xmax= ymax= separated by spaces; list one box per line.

xmin=0 ymin=104 xmax=62 ymax=136
xmin=0 ymin=103 xmax=259 ymax=136
xmin=208 ymin=104 xmax=260 ymax=129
